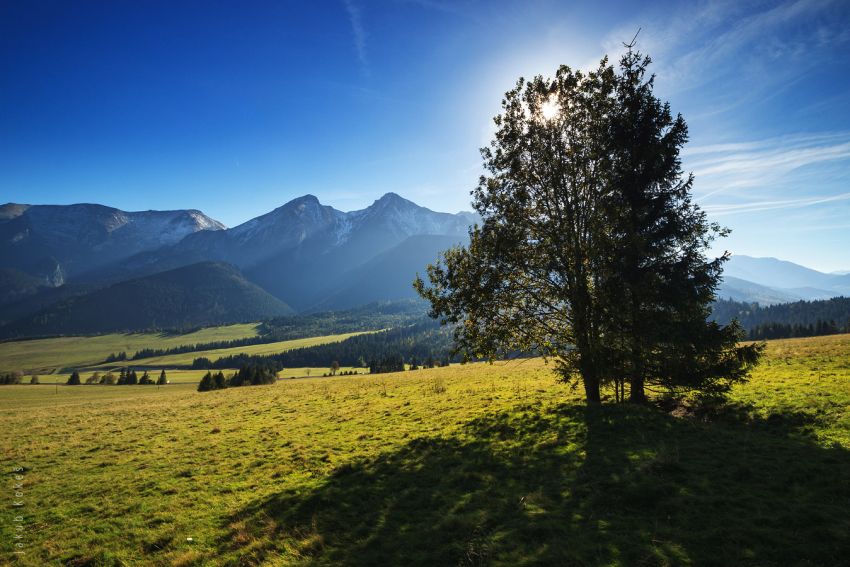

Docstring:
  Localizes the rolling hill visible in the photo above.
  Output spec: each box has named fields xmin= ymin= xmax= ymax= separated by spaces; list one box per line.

xmin=0 ymin=262 xmax=292 ymax=338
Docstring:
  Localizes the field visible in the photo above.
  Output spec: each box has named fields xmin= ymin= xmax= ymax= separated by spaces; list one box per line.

xmin=118 ymin=332 xmax=372 ymax=368
xmin=3 ymin=334 xmax=850 ymax=565
xmin=0 ymin=327 xmax=373 ymax=374
xmin=38 ymin=368 xmax=367 ymax=386
xmin=0 ymin=324 xmax=260 ymax=374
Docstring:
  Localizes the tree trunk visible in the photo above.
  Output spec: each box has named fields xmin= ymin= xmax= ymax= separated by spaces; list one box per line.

xmin=584 ymin=375 xmax=601 ymax=404
xmin=629 ymin=374 xmax=647 ymax=403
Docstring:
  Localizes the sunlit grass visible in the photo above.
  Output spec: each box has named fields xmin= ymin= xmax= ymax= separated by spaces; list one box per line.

xmin=120 ymin=331 xmax=374 ymax=368
xmin=0 ymin=323 xmax=260 ymax=373
xmin=2 ymin=335 xmax=849 ymax=565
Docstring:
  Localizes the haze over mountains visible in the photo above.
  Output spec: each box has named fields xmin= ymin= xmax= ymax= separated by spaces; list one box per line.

xmin=1 ymin=192 xmax=847 ymax=337
xmin=720 ymin=256 xmax=850 ymax=304
xmin=0 ymin=194 xmax=472 ymax=336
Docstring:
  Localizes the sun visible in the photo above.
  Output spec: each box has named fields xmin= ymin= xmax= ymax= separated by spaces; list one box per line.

xmin=540 ymin=96 xmax=559 ymax=121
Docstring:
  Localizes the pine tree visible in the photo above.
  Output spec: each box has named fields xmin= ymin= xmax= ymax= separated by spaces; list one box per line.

xmin=198 ymin=372 xmax=214 ymax=392
xmin=157 ymin=370 xmax=167 ymax=385
xmin=67 ymin=371 xmax=81 ymax=385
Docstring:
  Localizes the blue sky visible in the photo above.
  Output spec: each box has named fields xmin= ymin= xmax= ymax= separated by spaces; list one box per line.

xmin=2 ymin=0 xmax=850 ymax=271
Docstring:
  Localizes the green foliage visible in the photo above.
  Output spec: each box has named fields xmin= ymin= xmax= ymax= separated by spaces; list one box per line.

xmin=369 ymin=354 xmax=405 ymax=374
xmin=416 ymin=49 xmax=761 ymax=403
xmin=66 ymin=370 xmax=81 ymax=385
xmin=157 ymin=369 xmax=167 ymax=385
xmin=117 ymin=368 xmax=139 ymax=385
xmin=0 ymin=371 xmax=23 ymax=385
xmin=1 ymin=262 xmax=292 ymax=338
xmin=713 ymin=297 xmax=850 ymax=339
xmin=198 ymin=371 xmax=225 ymax=392
xmin=258 ymin=299 xmax=429 ymax=341
xmin=105 ymin=351 xmax=127 ymax=363
xmin=196 ymin=320 xmax=454 ymax=371
xmin=29 ymin=374 xmax=38 ymax=384
xmin=198 ymin=365 xmax=276 ymax=392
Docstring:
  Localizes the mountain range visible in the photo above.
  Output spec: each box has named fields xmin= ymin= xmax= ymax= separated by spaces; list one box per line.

xmin=1 ymin=193 xmax=847 ymax=337
xmin=0 ymin=194 xmax=473 ymax=336
xmin=720 ymin=255 xmax=850 ymax=304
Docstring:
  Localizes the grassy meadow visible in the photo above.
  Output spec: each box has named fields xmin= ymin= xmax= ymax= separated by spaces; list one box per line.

xmin=0 ymin=327 xmax=373 ymax=375
xmin=3 ymin=334 xmax=850 ymax=566
xmin=0 ymin=324 xmax=261 ymax=374
xmin=123 ymin=332 xmax=373 ymax=368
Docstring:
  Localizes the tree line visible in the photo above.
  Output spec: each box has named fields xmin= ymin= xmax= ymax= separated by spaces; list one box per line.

xmin=198 ymin=365 xmax=277 ymax=392
xmin=192 ymin=320 xmax=456 ymax=372
xmin=711 ymin=297 xmax=850 ymax=339
xmin=257 ymin=299 xmax=428 ymax=342
xmin=97 ymin=300 xmax=429 ymax=363
xmin=65 ymin=369 xmax=169 ymax=385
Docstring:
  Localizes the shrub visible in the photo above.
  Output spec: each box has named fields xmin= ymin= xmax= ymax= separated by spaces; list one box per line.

xmin=0 ymin=372 xmax=23 ymax=385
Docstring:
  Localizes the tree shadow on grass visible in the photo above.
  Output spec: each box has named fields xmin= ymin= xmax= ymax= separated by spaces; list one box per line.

xmin=219 ymin=402 xmax=850 ymax=566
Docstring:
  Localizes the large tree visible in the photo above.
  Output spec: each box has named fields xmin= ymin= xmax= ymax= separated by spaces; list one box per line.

xmin=415 ymin=49 xmax=762 ymax=404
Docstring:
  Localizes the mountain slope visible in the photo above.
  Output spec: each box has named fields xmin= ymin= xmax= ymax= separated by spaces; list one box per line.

xmin=1 ymin=262 xmax=291 ymax=338
xmin=725 ymin=255 xmax=850 ymax=296
xmin=717 ymin=276 xmax=807 ymax=305
xmin=312 ymin=234 xmax=467 ymax=311
xmin=112 ymin=193 xmax=474 ymax=309
xmin=0 ymin=203 xmax=225 ymax=284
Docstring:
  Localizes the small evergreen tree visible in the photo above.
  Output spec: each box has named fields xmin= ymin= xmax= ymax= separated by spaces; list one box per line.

xmin=67 ymin=371 xmax=81 ymax=385
xmin=29 ymin=375 xmax=39 ymax=385
xmin=198 ymin=372 xmax=214 ymax=392
xmin=157 ymin=370 xmax=167 ymax=385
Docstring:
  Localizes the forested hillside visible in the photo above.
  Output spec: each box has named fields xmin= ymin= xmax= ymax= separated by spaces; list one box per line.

xmin=1 ymin=262 xmax=291 ymax=338
xmin=712 ymin=297 xmax=850 ymax=339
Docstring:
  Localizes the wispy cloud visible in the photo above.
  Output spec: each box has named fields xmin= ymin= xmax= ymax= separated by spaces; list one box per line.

xmin=343 ymin=0 xmax=369 ymax=75
xmin=601 ymin=0 xmax=849 ymax=95
xmin=686 ymin=131 xmax=850 ymax=201
xmin=702 ymin=192 xmax=850 ymax=215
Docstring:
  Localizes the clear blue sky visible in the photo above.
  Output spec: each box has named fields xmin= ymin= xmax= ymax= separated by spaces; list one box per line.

xmin=2 ymin=0 xmax=850 ymax=271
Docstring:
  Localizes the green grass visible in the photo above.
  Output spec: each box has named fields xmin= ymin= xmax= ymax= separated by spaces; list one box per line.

xmin=118 ymin=331 xmax=374 ymax=368
xmin=2 ymin=335 xmax=849 ymax=565
xmin=0 ymin=323 xmax=260 ymax=373
xmin=24 ymin=367 xmax=368 ymax=386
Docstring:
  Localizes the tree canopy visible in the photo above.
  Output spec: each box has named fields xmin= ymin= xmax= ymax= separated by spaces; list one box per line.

xmin=415 ymin=48 xmax=762 ymax=404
